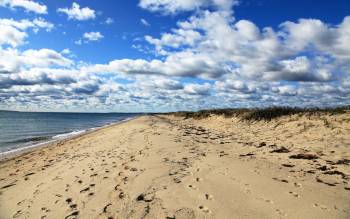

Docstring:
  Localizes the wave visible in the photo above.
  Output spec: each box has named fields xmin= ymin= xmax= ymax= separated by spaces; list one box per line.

xmin=0 ymin=139 xmax=57 ymax=157
xmin=52 ymin=130 xmax=87 ymax=139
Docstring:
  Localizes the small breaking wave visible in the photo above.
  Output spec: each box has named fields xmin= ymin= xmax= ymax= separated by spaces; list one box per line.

xmin=52 ymin=130 xmax=87 ymax=139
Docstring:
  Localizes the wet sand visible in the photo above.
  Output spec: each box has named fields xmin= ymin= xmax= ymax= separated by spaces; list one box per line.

xmin=0 ymin=114 xmax=349 ymax=218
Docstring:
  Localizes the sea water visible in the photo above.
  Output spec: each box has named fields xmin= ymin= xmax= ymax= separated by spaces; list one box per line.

xmin=0 ymin=111 xmax=140 ymax=154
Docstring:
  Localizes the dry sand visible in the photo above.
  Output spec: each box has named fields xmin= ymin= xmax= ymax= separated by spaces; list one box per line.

xmin=0 ymin=114 xmax=349 ymax=219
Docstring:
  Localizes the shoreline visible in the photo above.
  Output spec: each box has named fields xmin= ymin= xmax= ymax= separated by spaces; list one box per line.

xmin=0 ymin=116 xmax=140 ymax=162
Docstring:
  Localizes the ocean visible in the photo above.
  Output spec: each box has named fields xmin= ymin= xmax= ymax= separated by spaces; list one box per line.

xmin=0 ymin=111 xmax=140 ymax=155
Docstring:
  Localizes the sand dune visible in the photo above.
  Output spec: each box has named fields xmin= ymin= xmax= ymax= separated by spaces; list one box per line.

xmin=0 ymin=114 xmax=349 ymax=219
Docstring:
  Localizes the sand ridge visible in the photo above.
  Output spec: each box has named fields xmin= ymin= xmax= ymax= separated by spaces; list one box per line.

xmin=0 ymin=114 xmax=349 ymax=218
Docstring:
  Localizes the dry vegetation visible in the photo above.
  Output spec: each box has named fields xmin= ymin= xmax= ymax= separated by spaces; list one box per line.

xmin=168 ymin=106 xmax=350 ymax=121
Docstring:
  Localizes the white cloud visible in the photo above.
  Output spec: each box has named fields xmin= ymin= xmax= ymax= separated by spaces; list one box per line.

xmin=0 ymin=24 xmax=26 ymax=47
xmin=134 ymin=11 xmax=350 ymax=83
xmin=0 ymin=18 xmax=53 ymax=31
xmin=74 ymin=39 xmax=82 ymax=45
xmin=0 ymin=18 xmax=54 ymax=47
xmin=138 ymin=0 xmax=237 ymax=15
xmin=61 ymin=48 xmax=71 ymax=55
xmin=83 ymin=32 xmax=103 ymax=42
xmin=105 ymin=17 xmax=114 ymax=25
xmin=21 ymin=49 xmax=73 ymax=68
xmin=153 ymin=78 xmax=183 ymax=90
xmin=57 ymin=2 xmax=96 ymax=21
xmin=0 ymin=47 xmax=73 ymax=76
xmin=272 ymin=85 xmax=298 ymax=96
xmin=0 ymin=0 xmax=47 ymax=14
xmin=184 ymin=83 xmax=211 ymax=95
xmin=1 ymin=1 xmax=350 ymax=111
xmin=140 ymin=18 xmax=150 ymax=26
xmin=31 ymin=17 xmax=54 ymax=31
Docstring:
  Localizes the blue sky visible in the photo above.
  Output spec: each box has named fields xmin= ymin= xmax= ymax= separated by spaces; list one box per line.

xmin=0 ymin=0 xmax=349 ymax=112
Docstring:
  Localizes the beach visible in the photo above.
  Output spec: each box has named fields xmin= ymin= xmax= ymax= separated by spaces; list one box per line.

xmin=0 ymin=114 xmax=349 ymax=219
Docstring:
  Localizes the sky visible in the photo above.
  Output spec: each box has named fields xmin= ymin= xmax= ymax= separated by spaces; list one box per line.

xmin=0 ymin=0 xmax=349 ymax=112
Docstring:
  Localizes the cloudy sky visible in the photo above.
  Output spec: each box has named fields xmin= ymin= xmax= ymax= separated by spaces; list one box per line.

xmin=0 ymin=0 xmax=349 ymax=112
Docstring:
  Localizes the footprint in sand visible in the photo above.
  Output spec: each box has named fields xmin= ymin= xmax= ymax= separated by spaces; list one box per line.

xmin=275 ymin=209 xmax=288 ymax=217
xmin=69 ymin=204 xmax=77 ymax=209
xmin=64 ymin=211 xmax=79 ymax=219
xmin=244 ymin=188 xmax=251 ymax=194
xmin=174 ymin=208 xmax=196 ymax=219
xmin=257 ymin=197 xmax=274 ymax=204
xmin=289 ymin=191 xmax=300 ymax=198
xmin=13 ymin=210 xmax=22 ymax=218
xmin=17 ymin=199 xmax=26 ymax=206
xmin=313 ymin=203 xmax=329 ymax=211
xmin=66 ymin=198 xmax=73 ymax=204
xmin=294 ymin=182 xmax=302 ymax=188
xmin=198 ymin=205 xmax=211 ymax=213
xmin=205 ymin=193 xmax=213 ymax=200
xmin=188 ymin=184 xmax=198 ymax=190
xmin=195 ymin=177 xmax=202 ymax=182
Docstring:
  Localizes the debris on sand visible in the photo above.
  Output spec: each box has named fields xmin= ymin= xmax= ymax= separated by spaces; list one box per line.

xmin=239 ymin=153 xmax=255 ymax=157
xmin=289 ymin=153 xmax=319 ymax=160
xmin=333 ymin=159 xmax=350 ymax=165
xmin=256 ymin=142 xmax=266 ymax=148
xmin=270 ymin=147 xmax=290 ymax=153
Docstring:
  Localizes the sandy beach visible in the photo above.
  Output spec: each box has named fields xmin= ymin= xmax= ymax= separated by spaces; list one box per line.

xmin=0 ymin=114 xmax=349 ymax=219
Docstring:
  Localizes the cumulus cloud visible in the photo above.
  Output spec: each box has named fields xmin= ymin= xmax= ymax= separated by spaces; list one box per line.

xmin=83 ymin=51 xmax=230 ymax=78
xmin=138 ymin=0 xmax=237 ymax=15
xmin=0 ymin=18 xmax=54 ymax=47
xmin=83 ymin=32 xmax=103 ymax=42
xmin=57 ymin=2 xmax=96 ymax=21
xmin=153 ymin=78 xmax=183 ymax=90
xmin=184 ymin=83 xmax=211 ymax=95
xmin=123 ymin=11 xmax=350 ymax=84
xmin=0 ymin=48 xmax=73 ymax=74
xmin=0 ymin=0 xmax=47 ymax=14
xmin=0 ymin=24 xmax=26 ymax=47
xmin=1 ymin=1 xmax=350 ymax=111
xmin=21 ymin=49 xmax=73 ymax=67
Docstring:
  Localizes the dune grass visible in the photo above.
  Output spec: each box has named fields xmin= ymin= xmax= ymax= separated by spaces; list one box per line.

xmin=168 ymin=106 xmax=349 ymax=121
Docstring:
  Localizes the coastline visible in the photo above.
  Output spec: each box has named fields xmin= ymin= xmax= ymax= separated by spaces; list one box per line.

xmin=0 ymin=116 xmax=140 ymax=162
xmin=0 ymin=114 xmax=349 ymax=218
